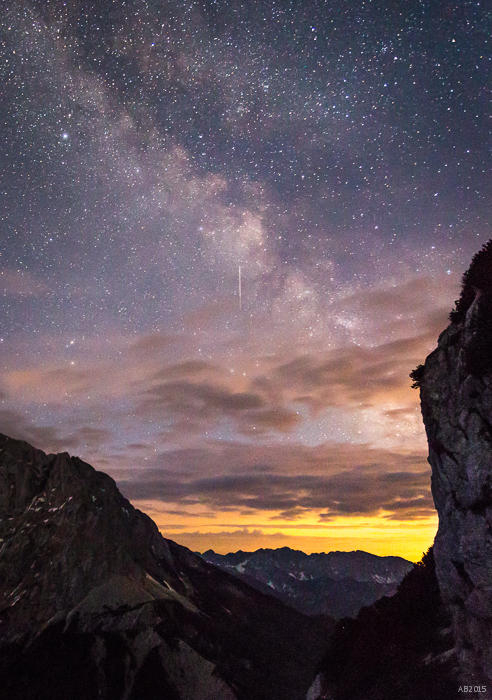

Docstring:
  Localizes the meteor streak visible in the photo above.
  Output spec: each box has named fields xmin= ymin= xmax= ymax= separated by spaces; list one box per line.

xmin=238 ymin=264 xmax=242 ymax=311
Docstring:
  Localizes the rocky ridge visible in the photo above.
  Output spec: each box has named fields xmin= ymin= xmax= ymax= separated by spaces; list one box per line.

xmin=0 ymin=433 xmax=328 ymax=700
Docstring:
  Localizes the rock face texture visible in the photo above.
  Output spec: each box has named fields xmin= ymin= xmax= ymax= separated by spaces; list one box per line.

xmin=417 ymin=241 xmax=492 ymax=691
xmin=0 ymin=433 xmax=328 ymax=700
xmin=202 ymin=547 xmax=412 ymax=618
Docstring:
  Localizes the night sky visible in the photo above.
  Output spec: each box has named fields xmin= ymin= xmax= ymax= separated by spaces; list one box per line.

xmin=1 ymin=0 xmax=490 ymax=560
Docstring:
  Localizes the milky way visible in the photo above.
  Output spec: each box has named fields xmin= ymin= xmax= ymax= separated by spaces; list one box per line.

xmin=1 ymin=1 xmax=490 ymax=559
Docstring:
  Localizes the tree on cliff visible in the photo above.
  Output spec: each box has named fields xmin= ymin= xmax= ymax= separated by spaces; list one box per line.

xmin=411 ymin=239 xmax=492 ymax=387
xmin=450 ymin=239 xmax=492 ymax=323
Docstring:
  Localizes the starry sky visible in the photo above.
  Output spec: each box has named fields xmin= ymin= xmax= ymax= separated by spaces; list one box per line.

xmin=1 ymin=0 xmax=490 ymax=560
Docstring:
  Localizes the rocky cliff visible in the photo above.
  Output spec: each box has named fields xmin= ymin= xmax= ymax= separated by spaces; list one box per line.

xmin=0 ymin=433 xmax=328 ymax=700
xmin=416 ymin=241 xmax=492 ymax=694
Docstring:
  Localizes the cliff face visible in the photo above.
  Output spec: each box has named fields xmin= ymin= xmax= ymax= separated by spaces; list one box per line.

xmin=418 ymin=242 xmax=492 ymax=690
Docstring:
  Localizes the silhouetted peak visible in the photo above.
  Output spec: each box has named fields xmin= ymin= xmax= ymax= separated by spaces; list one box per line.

xmin=0 ymin=433 xmax=329 ymax=700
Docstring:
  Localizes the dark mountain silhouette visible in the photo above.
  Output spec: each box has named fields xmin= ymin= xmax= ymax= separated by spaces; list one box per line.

xmin=202 ymin=547 xmax=412 ymax=618
xmin=0 ymin=433 xmax=331 ymax=700
xmin=415 ymin=239 xmax=492 ymax=694
xmin=307 ymin=548 xmax=458 ymax=700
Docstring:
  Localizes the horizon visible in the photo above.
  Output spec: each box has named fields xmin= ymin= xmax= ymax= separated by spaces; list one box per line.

xmin=199 ymin=545 xmax=413 ymax=562
xmin=1 ymin=1 xmax=490 ymax=564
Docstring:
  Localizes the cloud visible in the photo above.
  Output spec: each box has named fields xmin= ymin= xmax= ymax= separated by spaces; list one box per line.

xmin=146 ymin=380 xmax=263 ymax=411
xmin=116 ymin=440 xmax=431 ymax=521
xmin=128 ymin=333 xmax=178 ymax=357
xmin=0 ymin=257 xmax=451 ymax=534
xmin=135 ymin=377 xmax=301 ymax=438
xmin=153 ymin=360 xmax=220 ymax=381
xmin=4 ymin=365 xmax=105 ymax=403
xmin=1 ymin=299 xmax=437 ymax=462
xmin=239 ymin=407 xmax=302 ymax=434
xmin=265 ymin=330 xmax=441 ymax=414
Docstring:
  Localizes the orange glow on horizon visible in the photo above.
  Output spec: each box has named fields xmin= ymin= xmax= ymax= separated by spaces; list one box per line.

xmin=136 ymin=501 xmax=438 ymax=563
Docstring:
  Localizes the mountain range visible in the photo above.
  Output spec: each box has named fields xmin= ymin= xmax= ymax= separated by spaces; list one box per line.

xmin=201 ymin=547 xmax=412 ymax=618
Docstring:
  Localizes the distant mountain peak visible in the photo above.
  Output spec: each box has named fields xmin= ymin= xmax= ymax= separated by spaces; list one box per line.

xmin=202 ymin=546 xmax=412 ymax=619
